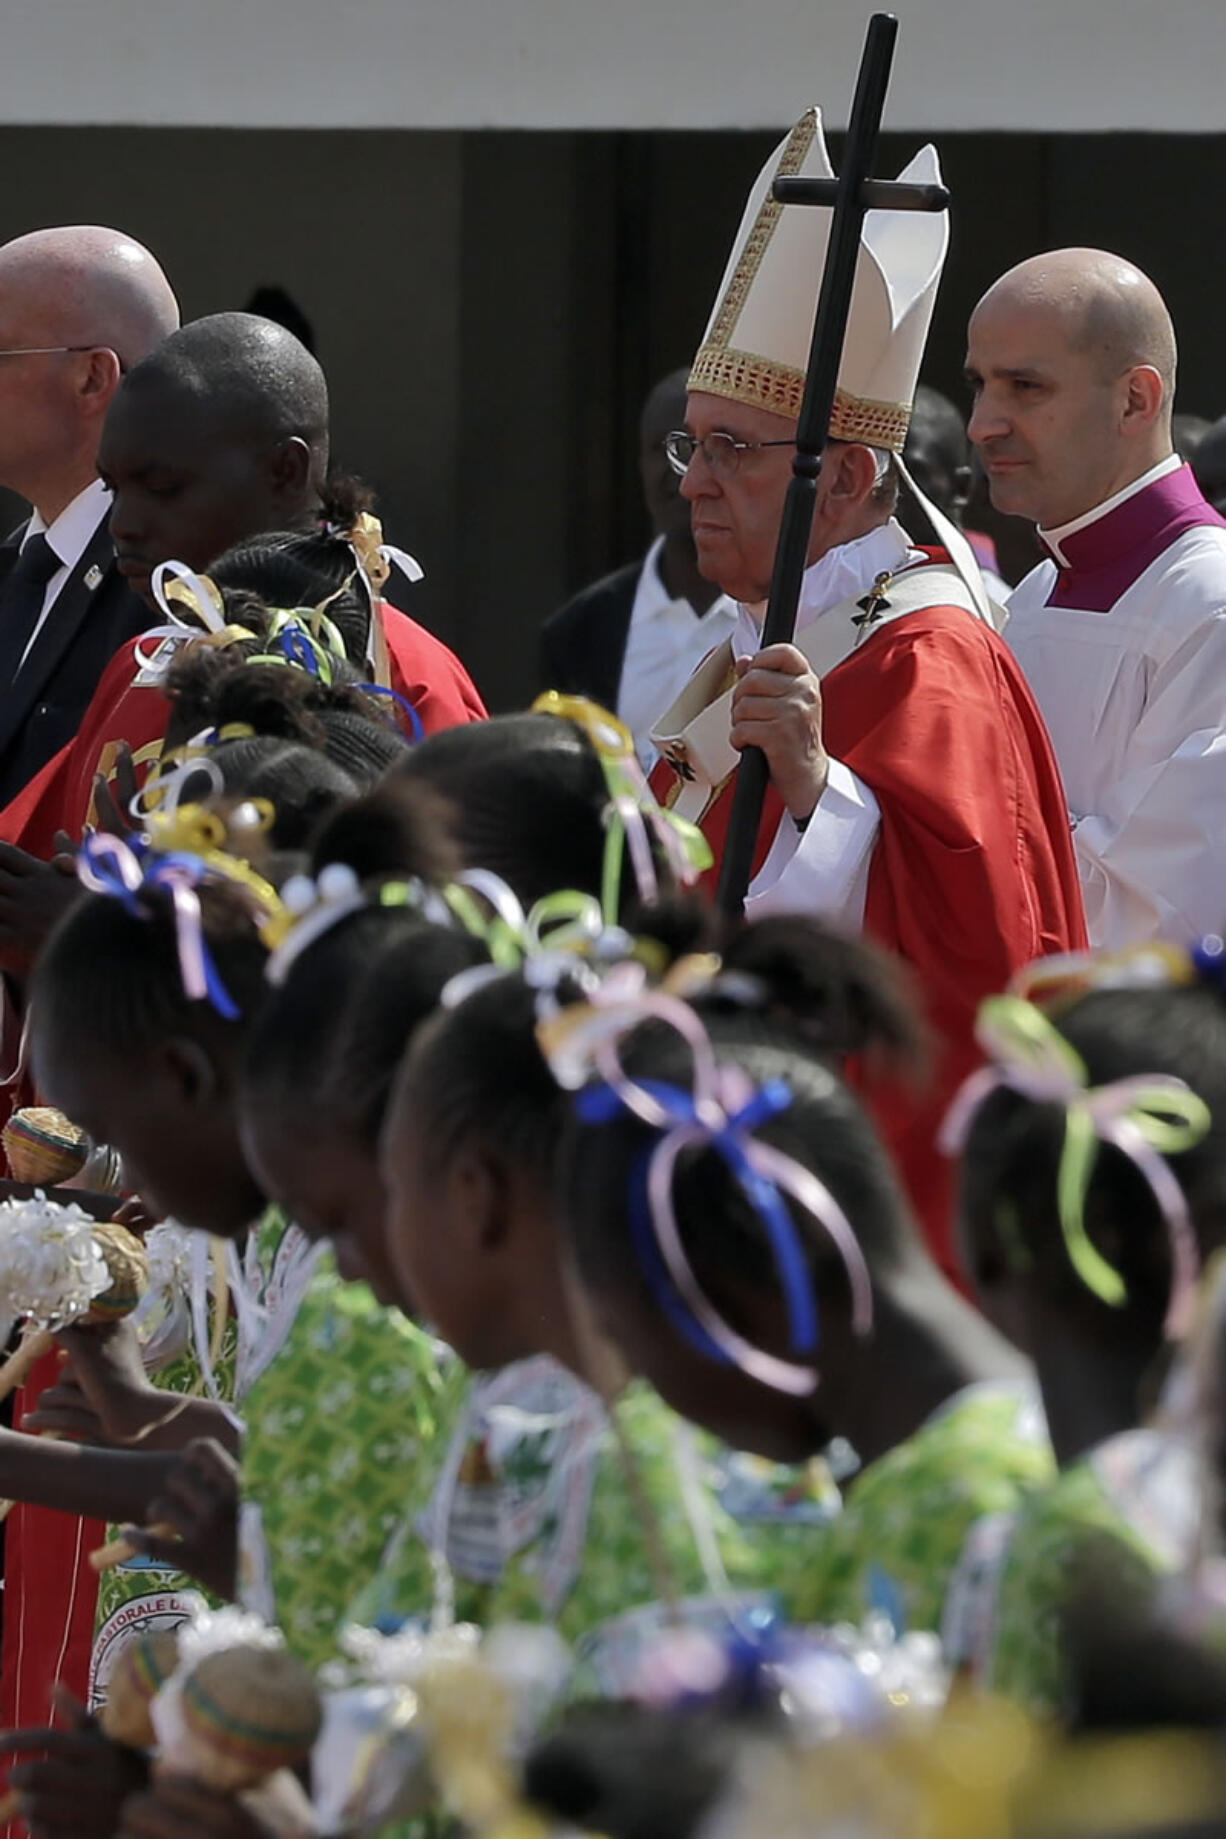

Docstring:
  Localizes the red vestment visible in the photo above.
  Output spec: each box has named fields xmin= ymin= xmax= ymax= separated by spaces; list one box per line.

xmin=652 ymin=587 xmax=1087 ymax=1278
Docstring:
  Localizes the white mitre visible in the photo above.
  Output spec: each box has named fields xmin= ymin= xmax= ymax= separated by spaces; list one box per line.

xmin=688 ymin=108 xmax=949 ymax=454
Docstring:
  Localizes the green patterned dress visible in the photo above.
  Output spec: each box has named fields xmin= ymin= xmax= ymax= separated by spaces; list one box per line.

xmin=788 ymin=1383 xmax=1055 ymax=1638
xmin=236 ymin=1242 xmax=454 ymax=1671
xmin=349 ymin=1356 xmax=845 ymax=1688
xmin=965 ymin=1430 xmax=1199 ymax=1714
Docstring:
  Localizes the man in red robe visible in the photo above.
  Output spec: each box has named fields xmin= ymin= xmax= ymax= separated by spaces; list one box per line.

xmin=648 ymin=111 xmax=1086 ymax=1279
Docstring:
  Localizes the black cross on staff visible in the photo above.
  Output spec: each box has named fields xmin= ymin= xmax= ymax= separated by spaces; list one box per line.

xmin=715 ymin=13 xmax=950 ymax=916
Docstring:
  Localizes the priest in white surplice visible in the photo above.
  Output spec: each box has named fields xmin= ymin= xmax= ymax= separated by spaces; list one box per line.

xmin=967 ymin=247 xmax=1226 ymax=949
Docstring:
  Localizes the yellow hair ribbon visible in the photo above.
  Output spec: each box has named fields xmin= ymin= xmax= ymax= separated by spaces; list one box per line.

xmin=532 ymin=690 xmax=712 ymax=919
xmin=440 ymin=883 xmax=525 ymax=969
xmin=533 ymin=689 xmax=637 ymax=761
xmin=142 ymin=803 xmax=292 ymax=950
xmin=346 ymin=511 xmax=392 ymax=597
xmin=270 ymin=601 xmax=347 ymax=653
xmin=245 ymin=604 xmax=344 ymax=684
xmin=161 ymin=573 xmax=226 ymax=628
xmin=524 ymin=888 xmax=605 ymax=954
xmin=662 ymin=952 xmax=725 ymax=998
xmin=145 ymin=804 xmax=228 ymax=854
xmin=136 ymin=728 xmax=257 ymax=822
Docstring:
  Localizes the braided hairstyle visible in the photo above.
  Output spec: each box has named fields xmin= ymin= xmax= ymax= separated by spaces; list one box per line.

xmin=240 ymin=780 xmax=488 ymax=1300
xmin=34 ymin=876 xmax=272 ymax=1061
xmin=163 ymin=636 xmax=410 ymax=791
xmin=209 ymin=474 xmax=387 ymax=662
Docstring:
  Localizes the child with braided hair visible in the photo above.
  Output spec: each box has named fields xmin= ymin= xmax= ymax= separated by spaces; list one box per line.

xmin=395 ymin=691 xmax=708 ymax=919
xmin=21 ymin=805 xmax=455 ymax=1609
xmin=0 ymin=849 xmax=281 ymax=1806
xmin=943 ymin=946 xmax=1226 ymax=1713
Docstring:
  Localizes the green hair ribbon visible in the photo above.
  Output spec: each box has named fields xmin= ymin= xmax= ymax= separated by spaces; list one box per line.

xmin=944 ymin=993 xmax=1211 ymax=1336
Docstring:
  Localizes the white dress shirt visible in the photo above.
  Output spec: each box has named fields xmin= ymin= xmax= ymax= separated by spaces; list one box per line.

xmin=617 ymin=538 xmax=738 ymax=768
xmin=20 ymin=477 xmax=113 ymax=667
xmin=1007 ymin=455 xmax=1226 ymax=947
xmin=744 ymin=520 xmax=919 ymax=929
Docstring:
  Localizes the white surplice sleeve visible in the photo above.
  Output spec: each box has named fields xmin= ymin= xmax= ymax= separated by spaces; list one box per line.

xmin=746 ymin=758 xmax=881 ymax=927
xmin=1074 ymin=612 xmax=1226 ymax=947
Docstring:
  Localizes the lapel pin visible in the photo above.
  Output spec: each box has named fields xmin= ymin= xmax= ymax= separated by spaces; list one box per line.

xmin=84 ymin=564 xmax=104 ymax=591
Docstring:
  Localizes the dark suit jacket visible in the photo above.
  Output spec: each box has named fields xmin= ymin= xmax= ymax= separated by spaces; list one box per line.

xmin=0 ymin=515 xmax=151 ymax=806
xmin=539 ymin=560 xmax=642 ymax=711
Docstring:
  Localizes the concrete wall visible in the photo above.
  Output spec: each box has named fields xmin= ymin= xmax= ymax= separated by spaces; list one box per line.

xmin=2 ymin=0 xmax=1224 ymax=131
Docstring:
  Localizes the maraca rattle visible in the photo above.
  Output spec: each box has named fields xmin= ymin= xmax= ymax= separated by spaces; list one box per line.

xmin=2 ymin=1106 xmax=90 ymax=1187
xmin=150 ymin=1609 xmax=322 ymax=1835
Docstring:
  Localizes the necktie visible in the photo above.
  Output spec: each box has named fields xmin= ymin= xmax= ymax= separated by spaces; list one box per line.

xmin=0 ymin=533 xmax=62 ymax=691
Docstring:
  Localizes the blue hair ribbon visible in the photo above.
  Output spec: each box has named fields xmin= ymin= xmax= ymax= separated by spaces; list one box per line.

xmin=356 ymin=680 xmax=425 ymax=745
xmin=78 ymin=833 xmax=241 ymax=1021
xmin=272 ymin=625 xmax=322 ymax=676
xmin=576 ymin=1073 xmax=820 ymax=1372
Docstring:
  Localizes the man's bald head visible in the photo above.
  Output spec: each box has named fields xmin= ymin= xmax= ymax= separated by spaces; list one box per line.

xmin=121 ymin=312 xmax=329 ymax=460
xmin=0 ymin=225 xmax=178 ymax=371
xmin=976 ymin=249 xmax=1176 ymax=403
xmin=99 ymin=313 xmax=331 ymax=604
xmin=0 ymin=225 xmax=178 ymax=515
xmin=967 ymin=249 xmax=1177 ymax=528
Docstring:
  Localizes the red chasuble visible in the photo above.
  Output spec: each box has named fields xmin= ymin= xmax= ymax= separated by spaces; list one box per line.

xmin=652 ymin=589 xmax=1087 ymax=1280
xmin=0 ymin=600 xmax=485 ymax=1752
